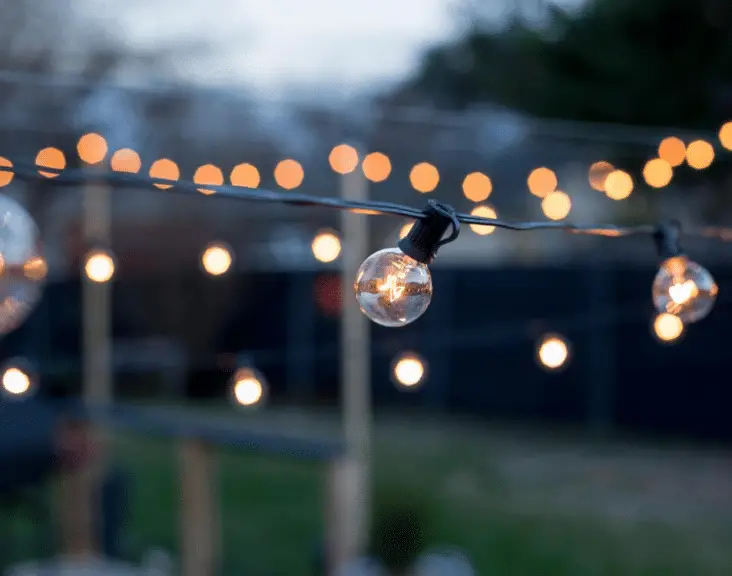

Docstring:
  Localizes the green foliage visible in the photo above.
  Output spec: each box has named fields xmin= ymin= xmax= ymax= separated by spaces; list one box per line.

xmin=411 ymin=0 xmax=732 ymax=128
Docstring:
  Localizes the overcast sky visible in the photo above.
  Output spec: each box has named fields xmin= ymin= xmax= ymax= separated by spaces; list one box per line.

xmin=88 ymin=0 xmax=581 ymax=96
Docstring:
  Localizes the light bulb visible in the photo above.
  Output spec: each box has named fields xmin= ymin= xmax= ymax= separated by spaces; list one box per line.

xmin=0 ymin=358 xmax=36 ymax=398
xmin=652 ymin=256 xmax=717 ymax=323
xmin=353 ymin=200 xmax=459 ymax=327
xmin=231 ymin=366 xmax=267 ymax=408
xmin=354 ymin=248 xmax=432 ymax=327
xmin=0 ymin=194 xmax=46 ymax=335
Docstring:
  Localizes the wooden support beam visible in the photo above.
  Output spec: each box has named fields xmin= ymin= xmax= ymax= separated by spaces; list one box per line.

xmin=180 ymin=438 xmax=219 ymax=576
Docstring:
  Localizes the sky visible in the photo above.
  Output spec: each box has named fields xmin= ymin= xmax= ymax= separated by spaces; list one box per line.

xmin=94 ymin=0 xmax=457 ymax=96
xmin=88 ymin=0 xmax=582 ymax=98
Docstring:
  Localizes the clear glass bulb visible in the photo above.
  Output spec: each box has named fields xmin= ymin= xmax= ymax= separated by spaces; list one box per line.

xmin=652 ymin=256 xmax=717 ymax=323
xmin=354 ymin=247 xmax=432 ymax=327
xmin=0 ymin=194 xmax=46 ymax=335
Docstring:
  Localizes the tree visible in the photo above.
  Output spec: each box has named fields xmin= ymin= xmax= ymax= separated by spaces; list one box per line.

xmin=409 ymin=0 xmax=732 ymax=129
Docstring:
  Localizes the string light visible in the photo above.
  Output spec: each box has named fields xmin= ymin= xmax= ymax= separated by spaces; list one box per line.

xmin=35 ymin=147 xmax=65 ymax=178
xmin=653 ymin=313 xmax=684 ymax=343
xmin=0 ymin=360 xmax=34 ymax=398
xmin=604 ymin=170 xmax=634 ymax=200
xmin=362 ymin=152 xmax=392 ymax=183
xmin=392 ymin=353 xmax=426 ymax=389
xmin=537 ymin=334 xmax=570 ymax=371
xmin=149 ymin=158 xmax=180 ymax=190
xmin=652 ymin=222 xmax=718 ymax=323
xmin=231 ymin=366 xmax=266 ymax=408
xmin=311 ymin=230 xmax=341 ymax=263
xmin=354 ymin=201 xmax=457 ymax=327
xmin=658 ymin=137 xmax=686 ymax=167
xmin=685 ymin=140 xmax=715 ymax=170
xmin=0 ymin=157 xmax=12 ymax=187
xmin=110 ymin=148 xmax=141 ymax=173
xmin=0 ymin=151 xmax=730 ymax=331
xmin=527 ymin=167 xmax=557 ymax=198
xmin=84 ymin=248 xmax=116 ymax=283
xmin=201 ymin=243 xmax=233 ymax=276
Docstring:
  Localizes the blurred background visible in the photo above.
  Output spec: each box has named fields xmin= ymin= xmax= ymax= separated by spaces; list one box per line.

xmin=0 ymin=0 xmax=731 ymax=574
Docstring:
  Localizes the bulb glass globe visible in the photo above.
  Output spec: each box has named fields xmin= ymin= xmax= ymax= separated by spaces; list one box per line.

xmin=0 ymin=194 xmax=46 ymax=335
xmin=354 ymin=248 xmax=432 ymax=327
xmin=652 ymin=256 xmax=717 ymax=323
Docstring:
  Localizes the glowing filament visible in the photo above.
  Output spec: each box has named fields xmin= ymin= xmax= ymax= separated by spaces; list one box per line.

xmin=378 ymin=274 xmax=406 ymax=302
xmin=668 ymin=279 xmax=698 ymax=305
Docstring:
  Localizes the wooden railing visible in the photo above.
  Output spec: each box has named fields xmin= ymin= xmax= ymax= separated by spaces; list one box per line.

xmin=58 ymin=403 xmax=352 ymax=576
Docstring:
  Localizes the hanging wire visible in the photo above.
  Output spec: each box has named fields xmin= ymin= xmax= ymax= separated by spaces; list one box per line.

xmin=1 ymin=159 xmax=725 ymax=243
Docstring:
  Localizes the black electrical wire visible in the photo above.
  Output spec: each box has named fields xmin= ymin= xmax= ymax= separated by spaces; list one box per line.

xmin=0 ymin=158 xmax=727 ymax=242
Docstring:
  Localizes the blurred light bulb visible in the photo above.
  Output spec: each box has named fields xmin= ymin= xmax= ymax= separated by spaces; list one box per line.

xmin=311 ymin=231 xmax=341 ymax=263
xmin=84 ymin=249 xmax=115 ymax=283
xmin=201 ymin=243 xmax=233 ymax=276
xmin=652 ymin=256 xmax=717 ymax=323
xmin=392 ymin=353 xmax=426 ymax=389
xmin=653 ymin=313 xmax=684 ymax=343
xmin=0 ymin=194 xmax=46 ymax=335
xmin=1 ymin=359 xmax=35 ymax=398
xmin=354 ymin=247 xmax=432 ymax=327
xmin=231 ymin=367 xmax=266 ymax=407
xmin=537 ymin=335 xmax=569 ymax=370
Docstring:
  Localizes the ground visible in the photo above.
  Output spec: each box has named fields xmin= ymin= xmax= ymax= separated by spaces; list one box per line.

xmin=109 ymin=407 xmax=732 ymax=575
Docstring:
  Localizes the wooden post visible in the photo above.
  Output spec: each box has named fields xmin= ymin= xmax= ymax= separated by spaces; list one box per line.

xmin=324 ymin=455 xmax=363 ymax=575
xmin=59 ymin=168 xmax=112 ymax=557
xmin=338 ymin=151 xmax=371 ymax=569
xmin=180 ymin=439 xmax=219 ymax=576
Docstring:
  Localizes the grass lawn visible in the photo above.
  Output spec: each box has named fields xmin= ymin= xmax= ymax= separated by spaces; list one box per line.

xmin=108 ymin=407 xmax=732 ymax=576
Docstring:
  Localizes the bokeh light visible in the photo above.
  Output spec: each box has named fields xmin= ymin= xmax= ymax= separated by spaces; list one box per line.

xmin=232 ymin=367 xmax=266 ymax=407
xmin=685 ymin=140 xmax=714 ymax=170
xmin=35 ymin=147 xmax=65 ymax=178
xmin=274 ymin=159 xmax=304 ymax=190
xmin=469 ymin=205 xmax=497 ymax=235
xmin=194 ymin=164 xmax=224 ymax=195
xmin=0 ymin=157 xmax=13 ymax=187
xmin=149 ymin=158 xmax=180 ymax=190
xmin=588 ymin=161 xmax=614 ymax=191
xmin=362 ymin=152 xmax=391 ymax=183
xmin=201 ymin=243 xmax=233 ymax=276
xmin=541 ymin=191 xmax=572 ymax=220
xmin=230 ymin=163 xmax=260 ymax=188
xmin=409 ymin=162 xmax=439 ymax=193
xmin=77 ymin=133 xmax=108 ymax=165
xmin=719 ymin=122 xmax=732 ymax=151
xmin=653 ymin=313 xmax=684 ymax=343
xmin=84 ymin=249 xmax=115 ymax=283
xmin=604 ymin=170 xmax=634 ymax=200
xmin=1 ymin=363 xmax=32 ymax=397
xmin=329 ymin=144 xmax=359 ymax=175
xmin=527 ymin=167 xmax=557 ymax=198
xmin=643 ymin=159 xmax=673 ymax=188
xmin=658 ymin=137 xmax=686 ymax=167
xmin=392 ymin=353 xmax=426 ymax=389
xmin=537 ymin=335 xmax=569 ymax=370
xmin=311 ymin=230 xmax=341 ymax=263
xmin=110 ymin=148 xmax=141 ymax=173
xmin=462 ymin=172 xmax=492 ymax=202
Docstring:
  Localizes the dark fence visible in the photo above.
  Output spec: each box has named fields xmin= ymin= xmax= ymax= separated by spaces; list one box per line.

xmin=4 ymin=265 xmax=732 ymax=442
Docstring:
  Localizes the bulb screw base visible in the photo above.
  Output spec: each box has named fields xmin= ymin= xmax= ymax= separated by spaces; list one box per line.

xmin=398 ymin=200 xmax=460 ymax=264
xmin=653 ymin=220 xmax=684 ymax=259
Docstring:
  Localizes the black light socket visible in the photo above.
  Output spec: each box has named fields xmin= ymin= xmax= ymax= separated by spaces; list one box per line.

xmin=397 ymin=201 xmax=458 ymax=264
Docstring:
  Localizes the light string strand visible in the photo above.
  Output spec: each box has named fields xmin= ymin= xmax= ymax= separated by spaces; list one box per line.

xmin=0 ymin=159 xmax=715 ymax=239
